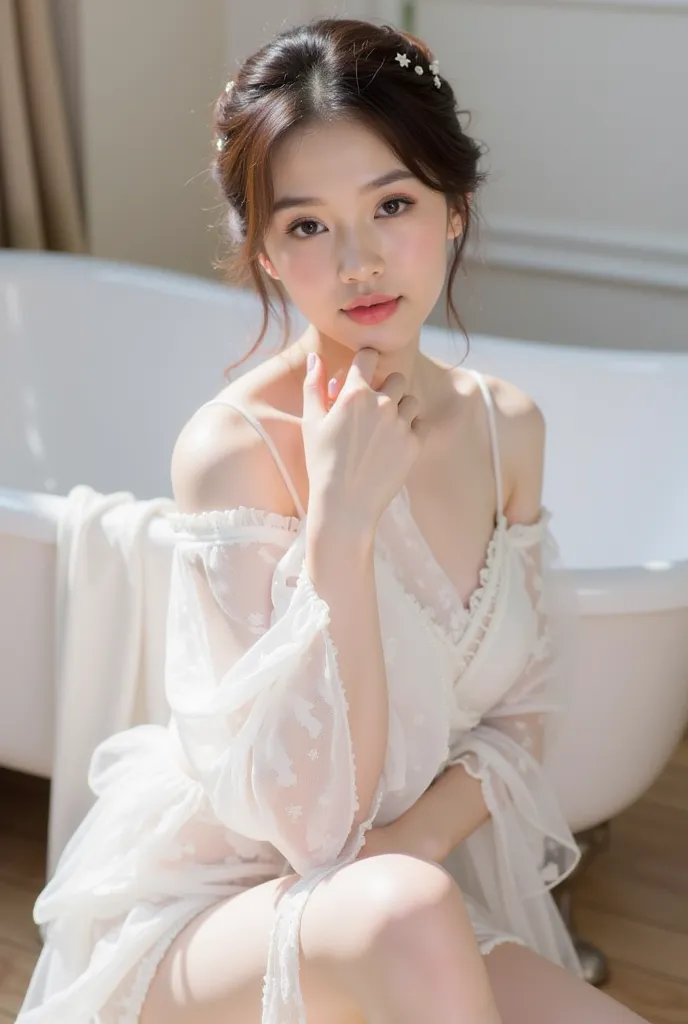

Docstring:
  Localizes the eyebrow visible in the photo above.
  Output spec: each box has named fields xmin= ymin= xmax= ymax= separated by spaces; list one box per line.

xmin=272 ymin=169 xmax=416 ymax=214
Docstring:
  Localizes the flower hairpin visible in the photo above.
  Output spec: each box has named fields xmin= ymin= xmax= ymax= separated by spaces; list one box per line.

xmin=395 ymin=51 xmax=442 ymax=89
xmin=215 ymin=80 xmax=236 ymax=151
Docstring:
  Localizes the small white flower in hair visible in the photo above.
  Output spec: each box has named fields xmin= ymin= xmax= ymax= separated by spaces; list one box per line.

xmin=433 ymin=75 xmax=441 ymax=89
xmin=215 ymin=136 xmax=225 ymax=151
xmin=395 ymin=52 xmax=411 ymax=68
xmin=225 ymin=80 xmax=235 ymax=93
xmin=414 ymin=65 xmax=424 ymax=75
xmin=429 ymin=60 xmax=440 ymax=76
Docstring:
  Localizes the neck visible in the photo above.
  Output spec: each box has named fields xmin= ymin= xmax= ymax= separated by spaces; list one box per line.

xmin=296 ymin=323 xmax=429 ymax=403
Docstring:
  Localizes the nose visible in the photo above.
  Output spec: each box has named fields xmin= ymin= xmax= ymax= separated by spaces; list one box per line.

xmin=337 ymin=227 xmax=385 ymax=284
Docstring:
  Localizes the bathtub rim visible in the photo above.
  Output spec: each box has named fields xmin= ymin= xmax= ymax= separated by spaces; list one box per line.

xmin=4 ymin=249 xmax=688 ymax=369
xmin=3 ymin=252 xmax=687 ymax=618
xmin=1 ymin=484 xmax=686 ymax=618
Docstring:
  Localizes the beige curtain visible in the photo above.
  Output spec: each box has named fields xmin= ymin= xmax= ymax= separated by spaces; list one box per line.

xmin=0 ymin=0 xmax=85 ymax=251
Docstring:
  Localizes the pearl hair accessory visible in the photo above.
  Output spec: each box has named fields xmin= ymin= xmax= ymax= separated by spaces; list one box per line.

xmin=215 ymin=80 xmax=236 ymax=150
xmin=395 ymin=51 xmax=442 ymax=89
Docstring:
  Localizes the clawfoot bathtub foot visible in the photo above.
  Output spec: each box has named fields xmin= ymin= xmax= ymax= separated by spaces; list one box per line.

xmin=553 ymin=821 xmax=611 ymax=987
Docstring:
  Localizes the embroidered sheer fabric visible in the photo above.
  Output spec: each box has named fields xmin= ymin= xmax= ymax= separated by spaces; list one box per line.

xmin=18 ymin=378 xmax=583 ymax=1024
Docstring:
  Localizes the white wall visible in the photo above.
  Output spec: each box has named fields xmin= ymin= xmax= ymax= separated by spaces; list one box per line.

xmin=52 ymin=1 xmax=686 ymax=350
xmin=416 ymin=1 xmax=688 ymax=350
xmin=53 ymin=2 xmax=400 ymax=278
xmin=53 ymin=0 xmax=229 ymax=277
xmin=226 ymin=0 xmax=406 ymax=72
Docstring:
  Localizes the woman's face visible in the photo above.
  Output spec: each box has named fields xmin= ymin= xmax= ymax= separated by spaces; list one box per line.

xmin=262 ymin=118 xmax=460 ymax=353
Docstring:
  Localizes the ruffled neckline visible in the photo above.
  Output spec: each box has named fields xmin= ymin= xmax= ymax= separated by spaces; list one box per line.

xmin=166 ymin=494 xmax=552 ymax=696
xmin=166 ymin=505 xmax=302 ymax=538
xmin=385 ymin=487 xmax=553 ymax=658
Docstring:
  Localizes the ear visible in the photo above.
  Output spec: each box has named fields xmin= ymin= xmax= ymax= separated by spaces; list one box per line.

xmin=448 ymin=193 xmax=472 ymax=241
xmin=258 ymin=253 xmax=280 ymax=280
xmin=447 ymin=207 xmax=464 ymax=241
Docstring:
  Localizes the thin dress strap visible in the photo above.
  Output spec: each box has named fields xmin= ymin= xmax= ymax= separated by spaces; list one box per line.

xmin=464 ymin=369 xmax=504 ymax=519
xmin=202 ymin=398 xmax=307 ymax=520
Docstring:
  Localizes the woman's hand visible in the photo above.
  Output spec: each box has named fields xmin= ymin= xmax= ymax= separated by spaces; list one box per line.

xmin=302 ymin=347 xmax=430 ymax=535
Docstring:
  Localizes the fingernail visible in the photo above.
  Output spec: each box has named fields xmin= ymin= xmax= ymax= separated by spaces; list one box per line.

xmin=328 ymin=377 xmax=338 ymax=398
xmin=307 ymin=352 xmax=316 ymax=374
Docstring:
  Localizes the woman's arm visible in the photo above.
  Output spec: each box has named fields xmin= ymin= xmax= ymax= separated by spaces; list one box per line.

xmin=358 ymin=763 xmax=490 ymax=864
xmin=172 ymin=405 xmax=390 ymax=859
xmin=305 ymin=507 xmax=390 ymax=830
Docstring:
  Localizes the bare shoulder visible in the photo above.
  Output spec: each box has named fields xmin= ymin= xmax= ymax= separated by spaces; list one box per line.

xmin=480 ymin=372 xmax=545 ymax=443
xmin=170 ymin=361 xmax=304 ymax=518
xmin=475 ymin=372 xmax=546 ymax=525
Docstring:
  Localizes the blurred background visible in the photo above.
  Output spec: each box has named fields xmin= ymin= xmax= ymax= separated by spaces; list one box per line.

xmin=5 ymin=0 xmax=686 ymax=351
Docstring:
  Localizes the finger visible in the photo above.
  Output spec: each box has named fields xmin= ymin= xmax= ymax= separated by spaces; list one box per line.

xmin=378 ymin=372 xmax=408 ymax=405
xmin=327 ymin=371 xmax=345 ymax=405
xmin=397 ymin=394 xmax=421 ymax=423
xmin=411 ymin=415 xmax=431 ymax=443
xmin=342 ymin=347 xmax=379 ymax=391
xmin=302 ymin=353 xmax=326 ymax=422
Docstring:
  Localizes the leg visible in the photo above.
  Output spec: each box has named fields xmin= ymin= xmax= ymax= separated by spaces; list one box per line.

xmin=141 ymin=852 xmax=502 ymax=1024
xmin=484 ymin=941 xmax=651 ymax=1023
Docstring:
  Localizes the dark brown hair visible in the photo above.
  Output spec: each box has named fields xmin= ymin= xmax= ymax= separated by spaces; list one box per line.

xmin=211 ymin=17 xmax=487 ymax=372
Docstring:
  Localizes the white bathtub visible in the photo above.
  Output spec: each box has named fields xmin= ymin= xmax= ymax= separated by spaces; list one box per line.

xmin=1 ymin=251 xmax=687 ymax=836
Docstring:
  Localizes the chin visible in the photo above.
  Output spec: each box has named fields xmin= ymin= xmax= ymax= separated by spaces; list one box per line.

xmin=333 ymin=308 xmax=425 ymax=351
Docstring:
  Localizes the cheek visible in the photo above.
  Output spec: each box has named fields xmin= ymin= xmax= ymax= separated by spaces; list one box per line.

xmin=278 ymin=243 xmax=332 ymax=293
xmin=392 ymin=218 xmax=447 ymax=277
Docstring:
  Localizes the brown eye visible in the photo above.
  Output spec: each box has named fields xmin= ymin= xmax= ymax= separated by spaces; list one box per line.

xmin=288 ymin=219 xmax=323 ymax=238
xmin=377 ymin=196 xmax=414 ymax=218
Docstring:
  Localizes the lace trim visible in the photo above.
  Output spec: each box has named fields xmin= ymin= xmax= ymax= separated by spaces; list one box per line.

xmin=294 ymin=562 xmax=339 ymax=636
xmin=166 ymin=505 xmax=302 ymax=537
xmin=453 ymin=555 xmax=504 ymax=678
xmin=261 ymin=782 xmax=385 ymax=1024
xmin=505 ymin=507 xmax=552 ymax=547
xmin=480 ymin=934 xmax=528 ymax=956
xmin=377 ymin=519 xmax=506 ymax=658
xmin=296 ymin=563 xmax=360 ymax=824
xmin=390 ymin=504 xmax=554 ymax=679
xmin=464 ymin=523 xmax=504 ymax=622
xmin=108 ymin=904 xmax=210 ymax=1023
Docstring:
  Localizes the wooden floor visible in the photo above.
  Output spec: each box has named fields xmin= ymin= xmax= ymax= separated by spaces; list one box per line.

xmin=1 ymin=742 xmax=687 ymax=1023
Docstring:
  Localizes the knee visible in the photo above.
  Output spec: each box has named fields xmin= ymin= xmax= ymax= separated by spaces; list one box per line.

xmin=300 ymin=856 xmax=499 ymax=1019
xmin=358 ymin=853 xmax=467 ymax=950
xmin=320 ymin=853 xmax=469 ymax=963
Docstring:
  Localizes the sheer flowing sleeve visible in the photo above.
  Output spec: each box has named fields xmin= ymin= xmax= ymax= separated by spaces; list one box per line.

xmin=444 ymin=512 xmax=584 ymax=975
xmin=164 ymin=508 xmax=385 ymax=1023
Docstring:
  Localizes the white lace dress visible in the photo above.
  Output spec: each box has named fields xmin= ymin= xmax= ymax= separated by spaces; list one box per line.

xmin=18 ymin=375 xmax=583 ymax=1024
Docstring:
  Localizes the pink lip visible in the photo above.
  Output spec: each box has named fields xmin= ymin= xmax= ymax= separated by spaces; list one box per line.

xmin=343 ymin=293 xmax=397 ymax=310
xmin=343 ymin=297 xmax=400 ymax=325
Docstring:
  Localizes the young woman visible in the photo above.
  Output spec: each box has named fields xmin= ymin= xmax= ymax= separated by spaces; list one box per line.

xmin=18 ymin=17 xmax=649 ymax=1024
